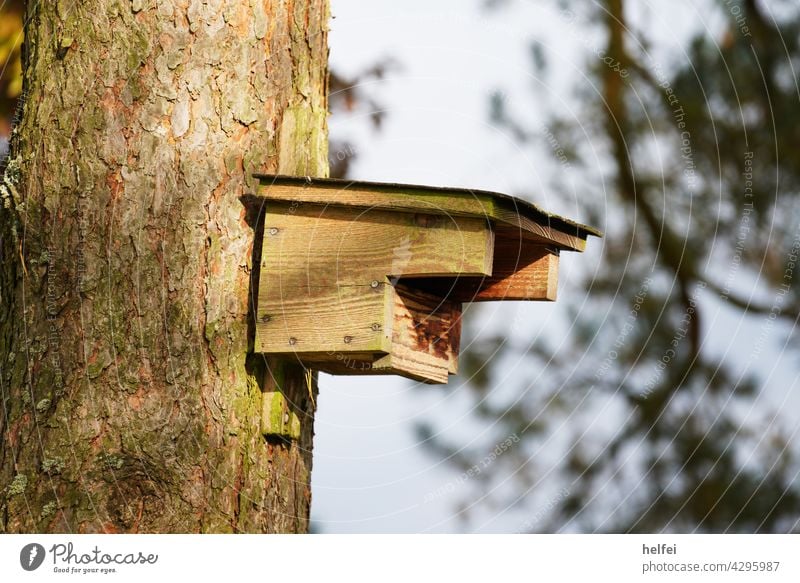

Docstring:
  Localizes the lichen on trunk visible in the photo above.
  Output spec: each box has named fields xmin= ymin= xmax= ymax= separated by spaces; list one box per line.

xmin=0 ymin=0 xmax=329 ymax=533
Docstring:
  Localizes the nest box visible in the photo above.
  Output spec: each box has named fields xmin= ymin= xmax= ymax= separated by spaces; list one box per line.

xmin=254 ymin=175 xmax=600 ymax=385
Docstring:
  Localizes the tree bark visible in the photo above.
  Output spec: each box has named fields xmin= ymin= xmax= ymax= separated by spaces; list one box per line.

xmin=0 ymin=0 xmax=328 ymax=533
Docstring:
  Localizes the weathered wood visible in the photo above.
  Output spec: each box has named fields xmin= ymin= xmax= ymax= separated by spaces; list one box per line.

xmin=255 ymin=198 xmax=486 ymax=382
xmin=493 ymin=205 xmax=586 ymax=252
xmin=256 ymin=281 xmax=463 ymax=383
xmin=252 ymin=176 xmax=598 ymax=383
xmin=473 ymin=245 xmax=558 ymax=301
xmin=260 ymin=202 xmax=494 ymax=286
xmin=261 ymin=391 xmax=302 ymax=440
xmin=281 ymin=284 xmax=462 ymax=383
xmin=259 ymin=182 xmax=497 ymax=221
xmin=403 ymin=243 xmax=559 ymax=302
xmin=256 ymin=176 xmax=600 ymax=252
xmin=371 ymin=285 xmax=461 ymax=383
xmin=256 ymin=280 xmax=393 ymax=355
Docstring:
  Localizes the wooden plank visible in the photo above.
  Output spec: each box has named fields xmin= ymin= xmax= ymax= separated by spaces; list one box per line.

xmin=370 ymin=285 xmax=461 ymax=384
xmin=261 ymin=391 xmax=301 ymax=440
xmin=493 ymin=204 xmax=587 ymax=252
xmin=288 ymin=352 xmax=383 ymax=376
xmin=445 ymin=302 xmax=462 ymax=375
xmin=402 ymin=242 xmax=558 ymax=302
xmin=260 ymin=203 xmax=494 ymax=287
xmin=259 ymin=182 xmax=497 ymax=221
xmin=256 ymin=278 xmax=464 ymax=381
xmin=255 ymin=282 xmax=393 ymax=355
xmin=256 ymin=180 xmax=591 ymax=251
xmin=256 ymin=203 xmax=477 ymax=383
xmin=255 ymin=175 xmax=602 ymax=237
xmin=474 ymin=244 xmax=558 ymax=301
xmin=313 ymin=361 xmax=410 ymax=377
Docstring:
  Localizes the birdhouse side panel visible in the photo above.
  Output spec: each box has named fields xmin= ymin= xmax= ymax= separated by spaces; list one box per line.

xmin=370 ymin=284 xmax=462 ymax=384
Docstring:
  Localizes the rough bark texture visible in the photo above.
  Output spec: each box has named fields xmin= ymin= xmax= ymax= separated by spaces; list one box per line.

xmin=0 ymin=0 xmax=328 ymax=532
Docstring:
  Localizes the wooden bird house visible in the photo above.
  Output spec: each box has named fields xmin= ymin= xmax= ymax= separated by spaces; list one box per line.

xmin=254 ymin=175 xmax=600 ymax=385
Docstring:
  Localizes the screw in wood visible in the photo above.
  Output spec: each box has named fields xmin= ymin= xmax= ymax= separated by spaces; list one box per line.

xmin=288 ymin=337 xmax=297 ymax=345
xmin=370 ymin=323 xmax=381 ymax=331
xmin=370 ymin=280 xmax=380 ymax=288
xmin=268 ymin=227 xmax=279 ymax=235
xmin=343 ymin=335 xmax=353 ymax=344
xmin=260 ymin=314 xmax=271 ymax=322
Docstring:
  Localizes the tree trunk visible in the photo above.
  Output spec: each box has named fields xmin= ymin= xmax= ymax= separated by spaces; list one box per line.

xmin=0 ymin=0 xmax=329 ymax=533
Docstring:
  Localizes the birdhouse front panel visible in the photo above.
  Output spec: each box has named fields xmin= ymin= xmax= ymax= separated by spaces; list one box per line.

xmin=253 ymin=175 xmax=600 ymax=384
xmin=311 ymin=283 xmax=462 ymax=383
xmin=256 ymin=201 xmax=492 ymax=380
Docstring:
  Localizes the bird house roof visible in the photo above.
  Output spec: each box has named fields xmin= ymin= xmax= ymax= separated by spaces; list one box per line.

xmin=254 ymin=175 xmax=601 ymax=252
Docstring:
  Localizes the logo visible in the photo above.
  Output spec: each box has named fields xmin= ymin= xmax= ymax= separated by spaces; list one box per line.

xmin=20 ymin=543 xmax=46 ymax=571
